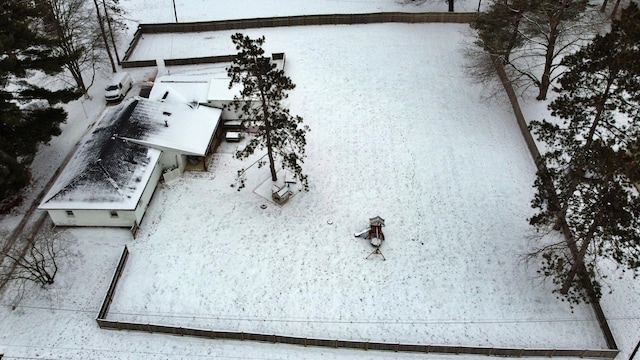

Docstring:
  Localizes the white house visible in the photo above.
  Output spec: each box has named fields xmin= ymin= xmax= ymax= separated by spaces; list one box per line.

xmin=40 ymin=54 xmax=286 ymax=230
xmin=39 ymin=94 xmax=222 ymax=229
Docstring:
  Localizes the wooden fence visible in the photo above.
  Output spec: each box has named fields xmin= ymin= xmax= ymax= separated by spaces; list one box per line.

xmin=97 ymin=245 xmax=129 ymax=319
xmin=492 ymin=57 xmax=618 ymax=353
xmin=95 ymin=318 xmax=618 ymax=358
xmin=96 ymin=246 xmax=618 ymax=359
xmin=138 ymin=12 xmax=478 ymax=34
xmin=121 ymin=12 xmax=478 ymax=68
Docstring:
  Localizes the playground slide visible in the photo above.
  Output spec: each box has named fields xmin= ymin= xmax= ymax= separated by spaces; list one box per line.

xmin=354 ymin=228 xmax=369 ymax=237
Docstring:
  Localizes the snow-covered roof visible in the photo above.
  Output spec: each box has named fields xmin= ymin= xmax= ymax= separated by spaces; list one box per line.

xmin=207 ymin=77 xmax=244 ymax=102
xmin=120 ymin=96 xmax=222 ymax=156
xmin=149 ymin=75 xmax=212 ymax=103
xmin=40 ymin=101 xmax=162 ymax=211
xmin=40 ymin=96 xmax=221 ymax=210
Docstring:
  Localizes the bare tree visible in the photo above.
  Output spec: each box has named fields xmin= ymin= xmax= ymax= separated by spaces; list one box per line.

xmin=519 ymin=0 xmax=596 ymax=100
xmin=101 ymin=0 xmax=126 ymax=65
xmin=41 ymin=0 xmax=104 ymax=97
xmin=92 ymin=0 xmax=116 ymax=73
xmin=471 ymin=0 xmax=602 ymax=100
xmin=1 ymin=229 xmax=67 ymax=289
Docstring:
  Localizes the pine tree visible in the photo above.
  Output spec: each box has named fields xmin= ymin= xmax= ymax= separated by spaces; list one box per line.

xmin=0 ymin=1 xmax=81 ymax=202
xmin=528 ymin=2 xmax=640 ymax=303
xmin=227 ymin=33 xmax=309 ymax=191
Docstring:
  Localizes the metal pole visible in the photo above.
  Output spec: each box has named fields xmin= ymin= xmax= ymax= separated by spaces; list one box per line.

xmin=630 ymin=336 xmax=640 ymax=360
xmin=172 ymin=0 xmax=178 ymax=22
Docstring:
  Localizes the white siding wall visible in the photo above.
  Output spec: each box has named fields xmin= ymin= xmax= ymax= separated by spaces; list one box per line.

xmin=159 ymin=151 xmax=183 ymax=171
xmin=134 ymin=157 xmax=164 ymax=225
xmin=46 ymin=209 xmax=136 ymax=227
xmin=46 ymin=159 xmax=164 ymax=228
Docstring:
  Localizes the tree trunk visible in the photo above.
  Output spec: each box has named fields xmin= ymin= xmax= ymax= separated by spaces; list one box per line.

xmin=448 ymin=0 xmax=454 ymax=12
xmin=505 ymin=13 xmax=523 ymax=63
xmin=172 ymin=0 xmax=178 ymax=22
xmin=93 ymin=0 xmax=116 ymax=73
xmin=67 ymin=62 xmax=88 ymax=97
xmin=257 ymin=76 xmax=278 ymax=182
xmin=610 ymin=0 xmax=621 ymax=18
xmin=600 ymin=0 xmax=609 ymax=12
xmin=560 ymin=219 xmax=598 ymax=294
xmin=553 ymin=76 xmax=615 ymax=230
xmin=102 ymin=0 xmax=121 ymax=65
xmin=553 ymin=76 xmax=616 ymax=293
xmin=537 ymin=10 xmax=561 ymax=100
xmin=536 ymin=48 xmax=554 ymax=100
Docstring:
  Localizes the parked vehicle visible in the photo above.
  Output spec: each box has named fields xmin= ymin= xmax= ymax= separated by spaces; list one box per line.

xmin=104 ymin=72 xmax=133 ymax=102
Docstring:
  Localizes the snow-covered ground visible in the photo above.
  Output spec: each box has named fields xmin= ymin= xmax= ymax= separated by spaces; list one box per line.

xmin=0 ymin=1 xmax=638 ymax=359
xmin=121 ymin=0 xmax=483 ymax=25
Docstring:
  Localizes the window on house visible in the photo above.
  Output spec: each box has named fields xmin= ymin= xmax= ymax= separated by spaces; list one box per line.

xmin=110 ymin=211 xmax=119 ymax=218
xmin=66 ymin=210 xmax=74 ymax=217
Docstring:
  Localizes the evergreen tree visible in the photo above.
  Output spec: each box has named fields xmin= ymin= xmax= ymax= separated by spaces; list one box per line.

xmin=227 ymin=33 xmax=309 ymax=191
xmin=528 ymin=3 xmax=640 ymax=303
xmin=0 ymin=1 xmax=80 ymax=202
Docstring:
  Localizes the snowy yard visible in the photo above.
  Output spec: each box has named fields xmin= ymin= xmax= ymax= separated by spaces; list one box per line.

xmin=104 ymin=24 xmax=605 ymax=349
xmin=2 ymin=0 xmax=638 ymax=358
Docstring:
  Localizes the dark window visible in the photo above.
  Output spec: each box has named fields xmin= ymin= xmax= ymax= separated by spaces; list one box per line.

xmin=66 ymin=210 xmax=74 ymax=217
xmin=110 ymin=211 xmax=119 ymax=218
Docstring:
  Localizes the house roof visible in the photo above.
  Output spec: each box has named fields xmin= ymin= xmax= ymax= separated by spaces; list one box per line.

xmin=121 ymin=95 xmax=222 ymax=156
xmin=149 ymin=75 xmax=212 ymax=104
xmin=40 ymin=96 xmax=221 ymax=211
xmin=207 ymin=77 xmax=244 ymax=102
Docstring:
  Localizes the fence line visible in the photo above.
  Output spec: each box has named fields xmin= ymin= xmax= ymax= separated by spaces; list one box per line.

xmin=492 ymin=57 xmax=618 ymax=353
xmin=96 ymin=246 xmax=618 ymax=359
xmin=137 ymin=12 xmax=477 ymax=34
xmin=121 ymin=12 xmax=478 ymax=68
xmin=97 ymin=245 xmax=129 ymax=319
xmin=95 ymin=318 xmax=618 ymax=359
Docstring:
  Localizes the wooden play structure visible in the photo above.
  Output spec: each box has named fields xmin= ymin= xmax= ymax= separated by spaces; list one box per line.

xmin=355 ymin=216 xmax=386 ymax=260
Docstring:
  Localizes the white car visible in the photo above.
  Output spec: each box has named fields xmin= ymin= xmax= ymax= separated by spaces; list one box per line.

xmin=105 ymin=72 xmax=133 ymax=102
